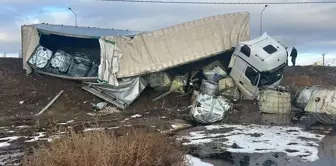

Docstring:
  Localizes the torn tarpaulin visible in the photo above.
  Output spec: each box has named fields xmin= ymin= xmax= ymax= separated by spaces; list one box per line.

xmin=82 ymin=77 xmax=147 ymax=109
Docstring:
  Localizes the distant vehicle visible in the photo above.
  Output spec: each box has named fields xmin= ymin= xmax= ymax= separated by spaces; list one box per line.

xmin=228 ymin=32 xmax=288 ymax=99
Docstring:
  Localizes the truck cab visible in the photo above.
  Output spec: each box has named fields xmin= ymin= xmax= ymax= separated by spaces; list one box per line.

xmin=229 ymin=32 xmax=288 ymax=99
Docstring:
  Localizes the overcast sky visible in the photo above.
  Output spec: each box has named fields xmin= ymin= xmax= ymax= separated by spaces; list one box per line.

xmin=1 ymin=0 xmax=335 ymax=65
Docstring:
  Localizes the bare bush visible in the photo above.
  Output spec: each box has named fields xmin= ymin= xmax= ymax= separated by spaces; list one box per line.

xmin=23 ymin=129 xmax=188 ymax=166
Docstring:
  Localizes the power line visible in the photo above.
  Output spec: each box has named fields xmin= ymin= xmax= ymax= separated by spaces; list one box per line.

xmin=100 ymin=0 xmax=336 ymax=4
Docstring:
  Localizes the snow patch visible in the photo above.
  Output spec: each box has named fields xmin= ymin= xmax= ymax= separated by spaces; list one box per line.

xmin=25 ymin=132 xmax=46 ymax=143
xmin=15 ymin=125 xmax=30 ymax=129
xmin=121 ymin=118 xmax=130 ymax=122
xmin=0 ymin=136 xmax=20 ymax=148
xmin=0 ymin=150 xmax=24 ymax=166
xmin=57 ymin=120 xmax=74 ymax=125
xmin=186 ymin=155 xmax=213 ymax=166
xmin=130 ymin=114 xmax=142 ymax=118
xmin=83 ymin=128 xmax=104 ymax=132
xmin=107 ymin=126 xmax=120 ymax=129
xmin=179 ymin=124 xmax=325 ymax=162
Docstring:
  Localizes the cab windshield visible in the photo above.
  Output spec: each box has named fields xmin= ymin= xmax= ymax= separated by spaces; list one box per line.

xmin=259 ymin=64 xmax=286 ymax=86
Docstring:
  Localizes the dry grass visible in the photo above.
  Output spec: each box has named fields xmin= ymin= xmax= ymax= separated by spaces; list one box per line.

xmin=23 ymin=129 xmax=188 ymax=166
xmin=283 ymin=75 xmax=323 ymax=93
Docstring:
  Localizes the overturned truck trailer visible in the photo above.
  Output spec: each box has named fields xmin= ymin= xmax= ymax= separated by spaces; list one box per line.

xmin=21 ymin=12 xmax=250 ymax=109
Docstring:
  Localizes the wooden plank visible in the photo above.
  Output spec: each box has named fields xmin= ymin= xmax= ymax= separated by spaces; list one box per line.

xmin=36 ymin=90 xmax=64 ymax=116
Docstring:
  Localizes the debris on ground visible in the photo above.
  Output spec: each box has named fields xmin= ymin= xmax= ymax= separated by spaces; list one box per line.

xmin=35 ymin=90 xmax=64 ymax=116
xmin=87 ymin=106 xmax=121 ymax=116
xmin=91 ymin=102 xmax=108 ymax=110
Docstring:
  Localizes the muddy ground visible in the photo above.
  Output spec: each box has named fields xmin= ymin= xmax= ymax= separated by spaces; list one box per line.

xmin=0 ymin=58 xmax=336 ymax=165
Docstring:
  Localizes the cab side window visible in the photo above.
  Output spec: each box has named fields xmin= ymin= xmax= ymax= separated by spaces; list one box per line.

xmin=240 ymin=45 xmax=251 ymax=57
xmin=245 ymin=66 xmax=259 ymax=86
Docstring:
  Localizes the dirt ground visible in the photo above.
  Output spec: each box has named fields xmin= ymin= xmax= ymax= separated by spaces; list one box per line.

xmin=1 ymin=58 xmax=336 ymax=165
xmin=1 ymin=58 xmax=336 ymax=128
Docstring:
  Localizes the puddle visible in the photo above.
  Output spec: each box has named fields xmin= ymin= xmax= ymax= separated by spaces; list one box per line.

xmin=202 ymin=151 xmax=336 ymax=166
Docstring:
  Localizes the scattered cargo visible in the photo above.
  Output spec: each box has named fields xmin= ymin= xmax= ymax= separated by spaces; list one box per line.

xmin=293 ymin=86 xmax=336 ymax=127
xmin=257 ymin=86 xmax=291 ymax=114
xmin=190 ymin=91 xmax=232 ymax=124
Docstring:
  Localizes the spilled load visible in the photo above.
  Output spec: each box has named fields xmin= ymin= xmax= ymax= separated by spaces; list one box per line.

xmin=292 ymin=86 xmax=336 ymax=127
xmin=257 ymin=86 xmax=291 ymax=114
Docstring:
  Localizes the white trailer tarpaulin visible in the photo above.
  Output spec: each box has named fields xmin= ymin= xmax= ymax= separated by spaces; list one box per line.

xmin=99 ymin=12 xmax=250 ymax=85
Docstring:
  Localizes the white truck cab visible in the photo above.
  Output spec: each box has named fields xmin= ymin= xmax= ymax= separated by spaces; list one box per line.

xmin=229 ymin=32 xmax=288 ymax=99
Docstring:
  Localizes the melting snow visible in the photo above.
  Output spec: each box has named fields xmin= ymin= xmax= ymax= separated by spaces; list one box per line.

xmin=57 ymin=120 xmax=74 ymax=125
xmin=15 ymin=125 xmax=30 ymax=129
xmin=186 ymin=155 xmax=213 ymax=166
xmin=130 ymin=114 xmax=142 ymax=118
xmin=121 ymin=118 xmax=130 ymax=122
xmin=0 ymin=136 xmax=20 ymax=148
xmin=25 ymin=132 xmax=46 ymax=143
xmin=0 ymin=150 xmax=24 ymax=166
xmin=83 ymin=128 xmax=104 ymax=132
xmin=179 ymin=124 xmax=325 ymax=162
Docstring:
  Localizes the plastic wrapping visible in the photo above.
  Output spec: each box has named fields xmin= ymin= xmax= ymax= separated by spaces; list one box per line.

xmin=190 ymin=93 xmax=232 ymax=124
xmin=83 ymin=77 xmax=148 ymax=109
xmin=219 ymin=87 xmax=241 ymax=102
xmin=218 ymin=77 xmax=235 ymax=92
xmin=87 ymin=64 xmax=99 ymax=77
xmin=200 ymin=80 xmax=219 ymax=96
xmin=28 ymin=45 xmax=53 ymax=69
xmin=304 ymin=88 xmax=336 ymax=115
xmin=257 ymin=88 xmax=291 ymax=114
xmin=50 ymin=50 xmax=72 ymax=72
xmin=146 ymin=72 xmax=172 ymax=91
xmin=202 ymin=61 xmax=227 ymax=82
xmin=68 ymin=56 xmax=92 ymax=77
xmin=292 ymin=86 xmax=321 ymax=110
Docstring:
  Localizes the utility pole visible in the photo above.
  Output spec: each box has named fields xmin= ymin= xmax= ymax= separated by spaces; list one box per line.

xmin=260 ymin=5 xmax=268 ymax=36
xmin=68 ymin=7 xmax=77 ymax=26
xmin=322 ymin=53 xmax=326 ymax=66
